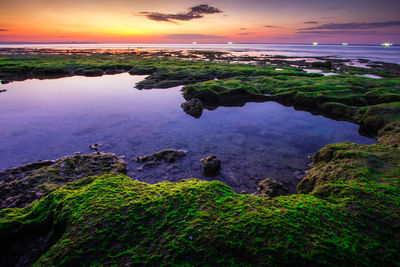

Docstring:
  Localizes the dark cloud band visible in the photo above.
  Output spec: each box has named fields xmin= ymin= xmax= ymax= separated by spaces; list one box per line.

xmin=300 ymin=21 xmax=400 ymax=30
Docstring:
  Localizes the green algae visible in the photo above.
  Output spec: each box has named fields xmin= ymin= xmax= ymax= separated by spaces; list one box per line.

xmin=1 ymin=173 xmax=398 ymax=266
xmin=0 ymin=53 xmax=399 ymax=265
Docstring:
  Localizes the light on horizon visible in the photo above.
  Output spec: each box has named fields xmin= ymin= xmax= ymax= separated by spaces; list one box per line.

xmin=342 ymin=43 xmax=349 ymax=46
xmin=227 ymin=41 xmax=233 ymax=45
xmin=381 ymin=42 xmax=393 ymax=47
xmin=312 ymin=42 xmax=318 ymax=46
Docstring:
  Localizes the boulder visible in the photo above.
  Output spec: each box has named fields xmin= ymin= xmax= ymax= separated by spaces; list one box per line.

xmin=134 ymin=149 xmax=187 ymax=169
xmin=257 ymin=178 xmax=289 ymax=197
xmin=200 ymin=154 xmax=221 ymax=177
xmin=181 ymin=98 xmax=203 ymax=118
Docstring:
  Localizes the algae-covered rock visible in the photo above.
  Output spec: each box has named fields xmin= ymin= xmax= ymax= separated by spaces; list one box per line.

xmin=181 ymin=98 xmax=203 ymax=118
xmin=134 ymin=149 xmax=187 ymax=169
xmin=0 ymin=174 xmax=399 ymax=266
xmin=257 ymin=178 xmax=290 ymax=197
xmin=200 ymin=154 xmax=221 ymax=177
xmin=0 ymin=153 xmax=127 ymax=209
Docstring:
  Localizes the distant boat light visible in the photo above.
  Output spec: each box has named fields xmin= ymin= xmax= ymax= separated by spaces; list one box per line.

xmin=312 ymin=42 xmax=318 ymax=46
xmin=381 ymin=42 xmax=393 ymax=47
xmin=227 ymin=41 xmax=233 ymax=45
xmin=192 ymin=42 xmax=197 ymax=45
xmin=342 ymin=43 xmax=349 ymax=46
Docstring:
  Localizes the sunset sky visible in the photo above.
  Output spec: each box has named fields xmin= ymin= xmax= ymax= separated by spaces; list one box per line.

xmin=0 ymin=0 xmax=399 ymax=44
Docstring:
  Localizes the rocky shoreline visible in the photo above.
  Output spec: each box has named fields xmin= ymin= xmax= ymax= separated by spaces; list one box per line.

xmin=0 ymin=50 xmax=399 ymax=265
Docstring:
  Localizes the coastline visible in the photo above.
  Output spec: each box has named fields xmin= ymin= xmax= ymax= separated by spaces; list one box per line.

xmin=0 ymin=49 xmax=399 ymax=265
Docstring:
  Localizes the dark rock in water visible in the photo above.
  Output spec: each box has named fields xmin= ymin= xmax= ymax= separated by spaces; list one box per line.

xmin=257 ymin=178 xmax=290 ymax=197
xmin=0 ymin=153 xmax=127 ymax=209
xmin=1 ymin=80 xmax=10 ymax=84
xmin=89 ymin=143 xmax=102 ymax=151
xmin=0 ymin=89 xmax=6 ymax=93
xmin=181 ymin=98 xmax=203 ymax=118
xmin=134 ymin=149 xmax=187 ymax=168
xmin=200 ymin=154 xmax=221 ymax=177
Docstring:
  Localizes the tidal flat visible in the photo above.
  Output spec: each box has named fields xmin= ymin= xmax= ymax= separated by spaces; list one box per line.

xmin=0 ymin=49 xmax=399 ymax=266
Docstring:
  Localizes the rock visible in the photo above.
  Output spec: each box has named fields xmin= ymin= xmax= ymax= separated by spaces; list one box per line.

xmin=200 ymin=154 xmax=221 ymax=177
xmin=257 ymin=178 xmax=290 ymax=197
xmin=83 ymin=68 xmax=103 ymax=77
xmin=134 ymin=149 xmax=187 ymax=168
xmin=0 ymin=89 xmax=7 ymax=93
xmin=1 ymin=80 xmax=10 ymax=84
xmin=89 ymin=143 xmax=102 ymax=151
xmin=0 ymin=153 xmax=127 ymax=209
xmin=181 ymin=98 xmax=203 ymax=118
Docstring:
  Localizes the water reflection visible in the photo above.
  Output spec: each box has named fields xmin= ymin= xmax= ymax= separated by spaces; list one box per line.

xmin=0 ymin=73 xmax=374 ymax=193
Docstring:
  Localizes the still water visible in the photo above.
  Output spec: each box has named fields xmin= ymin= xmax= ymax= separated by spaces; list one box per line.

xmin=0 ymin=73 xmax=374 ymax=192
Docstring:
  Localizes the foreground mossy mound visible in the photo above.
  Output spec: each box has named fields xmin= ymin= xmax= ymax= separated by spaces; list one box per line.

xmin=1 ymin=156 xmax=399 ymax=266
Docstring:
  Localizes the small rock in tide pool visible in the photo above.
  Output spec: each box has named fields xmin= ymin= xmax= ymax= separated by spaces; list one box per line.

xmin=257 ymin=178 xmax=290 ymax=197
xmin=89 ymin=143 xmax=102 ymax=151
xmin=134 ymin=149 xmax=187 ymax=169
xmin=200 ymin=154 xmax=221 ymax=177
xmin=181 ymin=98 xmax=203 ymax=118
xmin=0 ymin=89 xmax=7 ymax=93
xmin=1 ymin=80 xmax=10 ymax=84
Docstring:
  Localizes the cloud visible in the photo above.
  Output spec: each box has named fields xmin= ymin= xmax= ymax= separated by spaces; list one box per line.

xmin=140 ymin=4 xmax=222 ymax=23
xmin=263 ymin=25 xmax=282 ymax=28
xmin=296 ymin=30 xmax=378 ymax=35
xmin=304 ymin=21 xmax=318 ymax=24
xmin=0 ymin=29 xmax=8 ymax=32
xmin=237 ymin=32 xmax=253 ymax=35
xmin=240 ymin=28 xmax=247 ymax=30
xmin=163 ymin=34 xmax=225 ymax=39
xmin=300 ymin=21 xmax=400 ymax=30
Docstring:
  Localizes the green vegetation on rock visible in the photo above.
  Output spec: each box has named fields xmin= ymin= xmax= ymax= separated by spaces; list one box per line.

xmin=0 ymin=52 xmax=399 ymax=265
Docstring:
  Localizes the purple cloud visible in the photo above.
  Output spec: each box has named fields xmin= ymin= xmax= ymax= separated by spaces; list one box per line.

xmin=296 ymin=30 xmax=378 ymax=35
xmin=300 ymin=21 xmax=400 ymax=30
xmin=140 ymin=4 xmax=222 ymax=23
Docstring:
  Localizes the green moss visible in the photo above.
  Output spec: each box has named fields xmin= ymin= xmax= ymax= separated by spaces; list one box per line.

xmin=1 ymin=173 xmax=398 ymax=266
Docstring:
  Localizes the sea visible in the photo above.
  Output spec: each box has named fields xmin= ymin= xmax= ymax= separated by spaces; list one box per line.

xmin=0 ymin=43 xmax=399 ymax=64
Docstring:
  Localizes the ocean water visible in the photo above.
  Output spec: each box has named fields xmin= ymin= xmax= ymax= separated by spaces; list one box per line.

xmin=0 ymin=73 xmax=374 ymax=193
xmin=1 ymin=43 xmax=399 ymax=64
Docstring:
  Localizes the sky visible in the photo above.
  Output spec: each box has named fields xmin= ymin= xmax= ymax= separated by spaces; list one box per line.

xmin=0 ymin=0 xmax=399 ymax=44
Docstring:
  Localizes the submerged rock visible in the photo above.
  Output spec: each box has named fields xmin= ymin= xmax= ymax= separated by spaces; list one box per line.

xmin=89 ymin=143 xmax=102 ymax=151
xmin=200 ymin=154 xmax=221 ymax=177
xmin=181 ymin=98 xmax=203 ymax=118
xmin=257 ymin=178 xmax=290 ymax=197
xmin=1 ymin=80 xmax=10 ymax=84
xmin=134 ymin=149 xmax=187 ymax=169
xmin=0 ymin=153 xmax=127 ymax=209
xmin=0 ymin=89 xmax=6 ymax=93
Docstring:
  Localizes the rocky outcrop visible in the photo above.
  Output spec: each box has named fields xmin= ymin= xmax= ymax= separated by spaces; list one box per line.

xmin=181 ymin=98 xmax=203 ymax=118
xmin=0 ymin=153 xmax=127 ymax=209
xmin=257 ymin=178 xmax=290 ymax=197
xmin=134 ymin=149 xmax=187 ymax=169
xmin=200 ymin=154 xmax=221 ymax=177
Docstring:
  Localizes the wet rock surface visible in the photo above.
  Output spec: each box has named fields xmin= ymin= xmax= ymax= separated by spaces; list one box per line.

xmin=134 ymin=149 xmax=187 ymax=170
xmin=0 ymin=152 xmax=127 ymax=209
xmin=0 ymin=89 xmax=6 ymax=93
xmin=181 ymin=98 xmax=203 ymax=118
xmin=257 ymin=178 xmax=290 ymax=197
xmin=200 ymin=154 xmax=221 ymax=177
